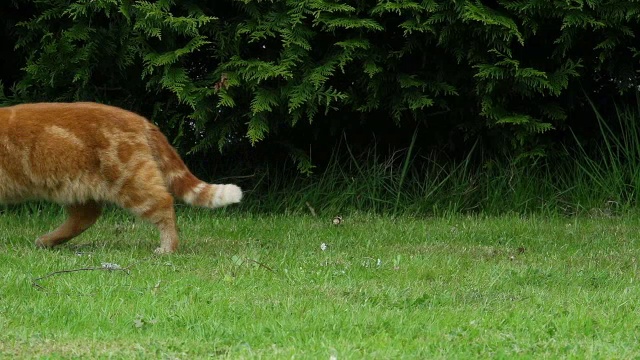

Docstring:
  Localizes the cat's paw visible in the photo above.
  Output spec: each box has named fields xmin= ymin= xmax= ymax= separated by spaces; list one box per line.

xmin=34 ymin=238 xmax=54 ymax=248
xmin=154 ymin=247 xmax=174 ymax=255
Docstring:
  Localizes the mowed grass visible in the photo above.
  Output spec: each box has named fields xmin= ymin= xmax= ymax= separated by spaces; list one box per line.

xmin=1 ymin=206 xmax=640 ymax=358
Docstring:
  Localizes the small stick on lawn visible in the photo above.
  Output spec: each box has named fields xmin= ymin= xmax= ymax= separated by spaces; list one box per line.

xmin=305 ymin=202 xmax=317 ymax=217
xmin=244 ymin=257 xmax=275 ymax=272
xmin=32 ymin=256 xmax=153 ymax=290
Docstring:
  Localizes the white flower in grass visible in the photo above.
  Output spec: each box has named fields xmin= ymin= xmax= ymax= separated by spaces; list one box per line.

xmin=329 ymin=348 xmax=338 ymax=360
xmin=320 ymin=243 xmax=327 ymax=251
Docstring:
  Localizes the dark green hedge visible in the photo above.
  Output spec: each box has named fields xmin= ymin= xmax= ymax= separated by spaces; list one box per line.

xmin=2 ymin=0 xmax=639 ymax=171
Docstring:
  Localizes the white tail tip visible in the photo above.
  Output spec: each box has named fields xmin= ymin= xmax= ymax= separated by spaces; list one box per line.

xmin=211 ymin=184 xmax=243 ymax=208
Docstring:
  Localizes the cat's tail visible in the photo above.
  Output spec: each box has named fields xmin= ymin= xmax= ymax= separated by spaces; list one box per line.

xmin=147 ymin=125 xmax=242 ymax=208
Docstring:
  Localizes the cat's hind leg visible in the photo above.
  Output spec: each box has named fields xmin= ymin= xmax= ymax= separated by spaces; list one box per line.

xmin=35 ymin=201 xmax=103 ymax=248
xmin=115 ymin=163 xmax=179 ymax=254
xmin=139 ymin=192 xmax=178 ymax=255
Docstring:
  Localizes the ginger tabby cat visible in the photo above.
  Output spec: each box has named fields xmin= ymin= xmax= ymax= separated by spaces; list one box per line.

xmin=0 ymin=102 xmax=242 ymax=254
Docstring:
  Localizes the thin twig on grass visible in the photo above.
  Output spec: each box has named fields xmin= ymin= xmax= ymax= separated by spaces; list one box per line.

xmin=32 ymin=256 xmax=153 ymax=290
xmin=244 ymin=257 xmax=275 ymax=272
xmin=305 ymin=201 xmax=317 ymax=217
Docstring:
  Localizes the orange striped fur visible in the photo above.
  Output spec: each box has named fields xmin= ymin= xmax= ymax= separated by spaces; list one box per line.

xmin=0 ymin=102 xmax=242 ymax=253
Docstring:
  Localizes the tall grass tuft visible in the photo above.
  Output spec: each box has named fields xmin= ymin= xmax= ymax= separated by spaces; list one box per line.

xmin=242 ymin=138 xmax=566 ymax=217
xmin=238 ymin=94 xmax=640 ymax=217
xmin=567 ymin=93 xmax=640 ymax=213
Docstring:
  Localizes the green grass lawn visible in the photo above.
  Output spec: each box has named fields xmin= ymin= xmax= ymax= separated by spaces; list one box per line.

xmin=1 ymin=207 xmax=640 ymax=358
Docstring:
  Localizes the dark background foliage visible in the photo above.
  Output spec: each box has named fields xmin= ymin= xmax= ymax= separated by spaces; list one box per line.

xmin=1 ymin=0 xmax=639 ymax=177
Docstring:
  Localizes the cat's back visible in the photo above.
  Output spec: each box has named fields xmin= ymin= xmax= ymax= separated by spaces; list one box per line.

xmin=1 ymin=102 xmax=152 ymax=152
xmin=1 ymin=102 xmax=147 ymax=130
xmin=0 ymin=102 xmax=158 ymax=203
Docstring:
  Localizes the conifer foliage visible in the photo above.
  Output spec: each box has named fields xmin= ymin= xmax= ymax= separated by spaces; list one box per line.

xmin=1 ymin=0 xmax=639 ymax=169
